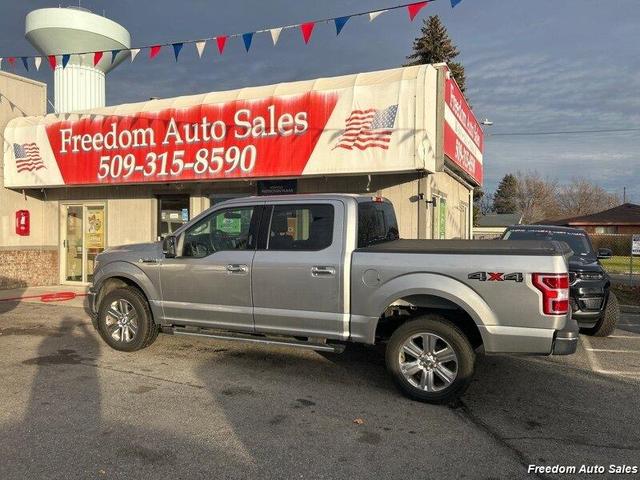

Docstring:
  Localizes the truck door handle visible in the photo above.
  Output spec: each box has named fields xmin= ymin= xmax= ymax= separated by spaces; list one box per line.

xmin=311 ymin=266 xmax=336 ymax=277
xmin=226 ymin=264 xmax=248 ymax=274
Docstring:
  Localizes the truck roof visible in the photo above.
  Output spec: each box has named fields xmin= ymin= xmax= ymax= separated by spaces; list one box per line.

xmin=219 ymin=193 xmax=390 ymax=205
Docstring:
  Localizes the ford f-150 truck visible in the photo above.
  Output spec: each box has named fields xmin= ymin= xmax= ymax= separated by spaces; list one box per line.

xmin=89 ymin=194 xmax=577 ymax=403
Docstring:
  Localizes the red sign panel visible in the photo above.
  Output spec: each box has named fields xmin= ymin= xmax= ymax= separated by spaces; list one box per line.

xmin=443 ymin=74 xmax=484 ymax=185
xmin=43 ymin=93 xmax=338 ymax=185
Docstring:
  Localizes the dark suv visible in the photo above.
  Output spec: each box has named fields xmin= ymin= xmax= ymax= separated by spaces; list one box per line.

xmin=502 ymin=225 xmax=619 ymax=337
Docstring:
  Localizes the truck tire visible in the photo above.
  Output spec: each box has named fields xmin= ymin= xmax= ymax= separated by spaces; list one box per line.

xmin=385 ymin=315 xmax=475 ymax=404
xmin=96 ymin=287 xmax=159 ymax=352
xmin=582 ymin=292 xmax=619 ymax=337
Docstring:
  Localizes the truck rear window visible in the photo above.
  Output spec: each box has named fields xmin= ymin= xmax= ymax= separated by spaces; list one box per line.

xmin=358 ymin=201 xmax=399 ymax=248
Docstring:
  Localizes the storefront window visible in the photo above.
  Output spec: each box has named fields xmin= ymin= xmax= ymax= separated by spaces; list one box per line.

xmin=158 ymin=195 xmax=190 ymax=239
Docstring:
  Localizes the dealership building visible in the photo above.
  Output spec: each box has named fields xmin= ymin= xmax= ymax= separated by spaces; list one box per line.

xmin=0 ymin=8 xmax=483 ymax=290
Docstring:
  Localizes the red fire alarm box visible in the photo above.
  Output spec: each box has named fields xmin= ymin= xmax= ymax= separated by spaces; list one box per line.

xmin=16 ymin=210 xmax=30 ymax=236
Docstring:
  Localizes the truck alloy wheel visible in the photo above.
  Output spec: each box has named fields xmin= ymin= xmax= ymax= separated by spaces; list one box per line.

xmin=386 ymin=315 xmax=475 ymax=404
xmin=104 ymin=299 xmax=139 ymax=343
xmin=399 ymin=333 xmax=459 ymax=392
xmin=97 ymin=287 xmax=159 ymax=352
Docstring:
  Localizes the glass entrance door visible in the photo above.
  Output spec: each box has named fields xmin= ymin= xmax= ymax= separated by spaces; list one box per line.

xmin=62 ymin=204 xmax=106 ymax=284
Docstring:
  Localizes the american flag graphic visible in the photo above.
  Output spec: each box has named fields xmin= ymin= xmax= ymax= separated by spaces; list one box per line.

xmin=334 ymin=104 xmax=398 ymax=151
xmin=13 ymin=143 xmax=45 ymax=172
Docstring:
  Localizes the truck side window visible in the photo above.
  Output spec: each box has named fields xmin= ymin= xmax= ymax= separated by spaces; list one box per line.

xmin=267 ymin=204 xmax=334 ymax=251
xmin=358 ymin=201 xmax=399 ymax=247
xmin=182 ymin=207 xmax=256 ymax=257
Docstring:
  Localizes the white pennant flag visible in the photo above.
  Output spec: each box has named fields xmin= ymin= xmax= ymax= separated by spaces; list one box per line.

xmin=369 ymin=10 xmax=387 ymax=21
xmin=34 ymin=57 xmax=42 ymax=71
xmin=270 ymin=27 xmax=283 ymax=45
xmin=195 ymin=41 xmax=206 ymax=58
xmin=0 ymin=58 xmax=3 ymax=70
xmin=130 ymin=48 xmax=141 ymax=62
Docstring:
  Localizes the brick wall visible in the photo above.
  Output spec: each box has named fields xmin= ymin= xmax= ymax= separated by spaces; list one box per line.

xmin=0 ymin=248 xmax=58 ymax=290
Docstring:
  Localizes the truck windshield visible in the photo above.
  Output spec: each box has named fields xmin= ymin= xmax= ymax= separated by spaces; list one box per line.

xmin=503 ymin=229 xmax=592 ymax=256
xmin=358 ymin=201 xmax=399 ymax=247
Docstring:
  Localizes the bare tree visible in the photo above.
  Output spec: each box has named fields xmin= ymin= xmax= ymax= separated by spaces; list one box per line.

xmin=557 ymin=178 xmax=620 ymax=217
xmin=514 ymin=171 xmax=559 ymax=223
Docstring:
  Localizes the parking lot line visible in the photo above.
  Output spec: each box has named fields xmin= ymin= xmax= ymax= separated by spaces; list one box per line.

xmin=609 ymin=335 xmax=640 ymax=339
xmin=584 ymin=348 xmax=640 ymax=353
xmin=595 ymin=370 xmax=640 ymax=377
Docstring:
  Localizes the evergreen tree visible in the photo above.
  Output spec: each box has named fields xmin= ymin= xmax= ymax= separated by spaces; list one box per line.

xmin=405 ymin=15 xmax=466 ymax=92
xmin=493 ymin=174 xmax=519 ymax=214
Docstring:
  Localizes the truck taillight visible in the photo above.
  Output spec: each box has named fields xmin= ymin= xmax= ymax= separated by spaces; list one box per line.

xmin=532 ymin=273 xmax=570 ymax=315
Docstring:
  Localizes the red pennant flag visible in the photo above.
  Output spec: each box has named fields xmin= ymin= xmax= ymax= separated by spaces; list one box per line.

xmin=216 ymin=36 xmax=228 ymax=54
xmin=7 ymin=57 xmax=16 ymax=67
xmin=300 ymin=22 xmax=315 ymax=44
xmin=48 ymin=55 xmax=57 ymax=70
xmin=93 ymin=51 xmax=103 ymax=66
xmin=149 ymin=45 xmax=161 ymax=59
xmin=408 ymin=1 xmax=428 ymax=21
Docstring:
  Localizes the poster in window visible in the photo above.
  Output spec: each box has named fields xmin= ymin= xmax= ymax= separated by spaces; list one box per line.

xmin=85 ymin=207 xmax=105 ymax=249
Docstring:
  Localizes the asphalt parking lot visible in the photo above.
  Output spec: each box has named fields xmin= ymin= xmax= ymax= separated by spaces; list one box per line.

xmin=0 ymin=300 xmax=638 ymax=479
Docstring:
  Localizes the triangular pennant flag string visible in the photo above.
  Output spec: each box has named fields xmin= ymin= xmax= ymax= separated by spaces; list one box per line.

xmin=172 ymin=43 xmax=183 ymax=61
xmin=369 ymin=10 xmax=387 ymax=21
xmin=216 ymin=36 xmax=228 ymax=54
xmin=195 ymin=41 xmax=206 ymax=58
xmin=0 ymin=1 xmax=470 ymax=68
xmin=334 ymin=16 xmax=350 ymax=35
xmin=407 ymin=1 xmax=428 ymax=21
xmin=270 ymin=27 xmax=283 ymax=46
xmin=149 ymin=45 xmax=161 ymax=59
xmin=0 ymin=58 xmax=3 ymax=70
xmin=300 ymin=22 xmax=315 ymax=44
xmin=242 ymin=32 xmax=254 ymax=52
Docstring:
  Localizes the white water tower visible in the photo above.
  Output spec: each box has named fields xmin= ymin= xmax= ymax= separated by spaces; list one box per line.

xmin=25 ymin=7 xmax=131 ymax=113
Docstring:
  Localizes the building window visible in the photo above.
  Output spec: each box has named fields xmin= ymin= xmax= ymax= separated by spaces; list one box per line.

xmin=594 ymin=226 xmax=617 ymax=234
xmin=158 ymin=195 xmax=190 ymax=239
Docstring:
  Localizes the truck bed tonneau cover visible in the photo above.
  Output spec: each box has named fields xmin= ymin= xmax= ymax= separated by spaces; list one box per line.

xmin=355 ymin=239 xmax=572 ymax=256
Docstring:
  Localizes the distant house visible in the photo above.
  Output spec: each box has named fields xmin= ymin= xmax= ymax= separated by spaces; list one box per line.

xmin=474 ymin=213 xmax=523 ymax=239
xmin=537 ymin=203 xmax=640 ymax=234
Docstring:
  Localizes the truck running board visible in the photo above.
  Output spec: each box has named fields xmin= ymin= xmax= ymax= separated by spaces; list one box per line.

xmin=166 ymin=326 xmax=345 ymax=353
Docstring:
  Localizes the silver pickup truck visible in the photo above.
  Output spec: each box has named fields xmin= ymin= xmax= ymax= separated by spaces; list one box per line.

xmin=89 ymin=194 xmax=578 ymax=403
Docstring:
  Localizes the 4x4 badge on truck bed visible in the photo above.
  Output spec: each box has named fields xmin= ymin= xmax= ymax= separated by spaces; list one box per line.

xmin=468 ymin=272 xmax=523 ymax=282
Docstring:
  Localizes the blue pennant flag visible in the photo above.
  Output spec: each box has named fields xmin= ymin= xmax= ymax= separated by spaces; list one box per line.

xmin=21 ymin=57 xmax=29 ymax=71
xmin=62 ymin=54 xmax=71 ymax=68
xmin=334 ymin=16 xmax=350 ymax=35
xmin=242 ymin=32 xmax=254 ymax=52
xmin=111 ymin=49 xmax=120 ymax=63
xmin=172 ymin=42 xmax=183 ymax=61
xmin=451 ymin=0 xmax=463 ymax=7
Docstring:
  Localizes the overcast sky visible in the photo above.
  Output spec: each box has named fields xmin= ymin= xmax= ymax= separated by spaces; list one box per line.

xmin=2 ymin=0 xmax=639 ymax=201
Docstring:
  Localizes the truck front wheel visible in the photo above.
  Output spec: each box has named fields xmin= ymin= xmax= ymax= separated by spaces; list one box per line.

xmin=97 ymin=287 xmax=159 ymax=352
xmin=385 ymin=315 xmax=475 ymax=404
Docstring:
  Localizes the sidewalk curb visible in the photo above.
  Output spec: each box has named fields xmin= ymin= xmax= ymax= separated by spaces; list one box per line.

xmin=621 ymin=305 xmax=640 ymax=314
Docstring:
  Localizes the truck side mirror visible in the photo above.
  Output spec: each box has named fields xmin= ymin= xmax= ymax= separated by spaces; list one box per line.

xmin=163 ymin=235 xmax=177 ymax=258
xmin=597 ymin=248 xmax=612 ymax=260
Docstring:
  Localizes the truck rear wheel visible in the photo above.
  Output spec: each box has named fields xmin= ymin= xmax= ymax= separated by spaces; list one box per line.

xmin=385 ymin=315 xmax=475 ymax=404
xmin=581 ymin=292 xmax=619 ymax=337
xmin=97 ymin=287 xmax=158 ymax=352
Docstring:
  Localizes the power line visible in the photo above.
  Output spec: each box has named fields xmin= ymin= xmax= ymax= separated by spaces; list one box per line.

xmin=487 ymin=127 xmax=640 ymax=137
